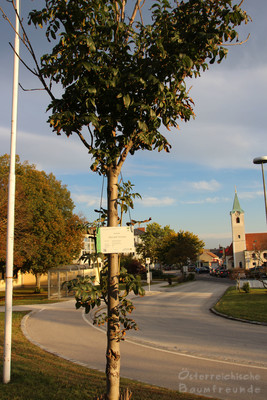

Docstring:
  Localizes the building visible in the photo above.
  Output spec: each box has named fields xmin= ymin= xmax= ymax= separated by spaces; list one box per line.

xmin=197 ymin=249 xmax=221 ymax=268
xmin=226 ymin=190 xmax=267 ymax=269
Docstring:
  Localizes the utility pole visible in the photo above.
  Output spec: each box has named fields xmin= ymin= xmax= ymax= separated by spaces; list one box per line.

xmin=3 ymin=0 xmax=20 ymax=384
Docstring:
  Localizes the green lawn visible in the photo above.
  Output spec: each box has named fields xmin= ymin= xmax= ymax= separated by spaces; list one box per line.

xmin=214 ymin=286 xmax=267 ymax=323
xmin=0 ymin=288 xmax=63 ymax=306
xmin=0 ymin=312 xmax=218 ymax=400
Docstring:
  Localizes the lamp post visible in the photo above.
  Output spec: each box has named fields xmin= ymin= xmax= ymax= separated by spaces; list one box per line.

xmin=253 ymin=156 xmax=267 ymax=224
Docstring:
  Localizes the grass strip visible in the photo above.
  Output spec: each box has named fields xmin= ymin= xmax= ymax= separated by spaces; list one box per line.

xmin=0 ymin=288 xmax=64 ymax=306
xmin=214 ymin=286 xmax=267 ymax=323
xmin=0 ymin=312 xmax=219 ymax=400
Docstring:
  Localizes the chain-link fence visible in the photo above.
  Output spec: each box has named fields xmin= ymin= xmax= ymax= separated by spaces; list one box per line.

xmin=47 ymin=265 xmax=100 ymax=299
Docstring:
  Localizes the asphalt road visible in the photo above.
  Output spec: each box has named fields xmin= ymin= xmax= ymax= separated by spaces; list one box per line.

xmin=20 ymin=278 xmax=267 ymax=400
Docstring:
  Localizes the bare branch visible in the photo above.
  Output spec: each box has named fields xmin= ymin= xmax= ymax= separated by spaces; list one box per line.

xmin=9 ymin=42 xmax=38 ymax=76
xmin=87 ymin=125 xmax=94 ymax=148
xmin=19 ymin=83 xmax=46 ymax=92
xmin=2 ymin=3 xmax=56 ymax=102
xmin=76 ymin=130 xmax=91 ymax=151
xmin=138 ymin=1 xmax=144 ymax=26
xmin=115 ymin=1 xmax=120 ymax=23
xmin=222 ymin=33 xmax=250 ymax=46
xmin=129 ymin=0 xmax=142 ymax=26
xmin=121 ymin=0 xmax=126 ymax=22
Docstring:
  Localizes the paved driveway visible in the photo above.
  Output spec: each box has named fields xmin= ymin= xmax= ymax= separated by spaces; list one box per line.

xmin=10 ymin=278 xmax=267 ymax=400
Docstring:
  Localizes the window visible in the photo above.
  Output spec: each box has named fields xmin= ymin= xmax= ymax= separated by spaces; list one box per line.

xmin=238 ymin=235 xmax=241 ymax=239
xmin=263 ymin=253 xmax=267 ymax=260
xmin=239 ymin=262 xmax=243 ymax=268
xmin=236 ymin=217 xmax=240 ymax=223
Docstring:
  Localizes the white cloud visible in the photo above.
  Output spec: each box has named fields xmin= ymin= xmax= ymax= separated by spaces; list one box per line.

xmin=137 ymin=196 xmax=176 ymax=207
xmin=239 ymin=190 xmax=263 ymax=200
xmin=72 ymin=193 xmax=103 ymax=207
xmin=181 ymin=197 xmax=230 ymax=205
xmin=0 ymin=126 xmax=92 ymax=174
xmin=191 ymin=179 xmax=221 ymax=192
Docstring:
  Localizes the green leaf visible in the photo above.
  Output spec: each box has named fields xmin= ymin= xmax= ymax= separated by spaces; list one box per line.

xmin=123 ymin=94 xmax=131 ymax=109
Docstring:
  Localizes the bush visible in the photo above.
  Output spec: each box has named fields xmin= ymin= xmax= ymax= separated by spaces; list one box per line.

xmin=120 ymin=255 xmax=146 ymax=276
xmin=151 ymin=269 xmax=164 ymax=279
xmin=185 ymin=273 xmax=195 ymax=282
xmin=242 ymin=282 xmax=250 ymax=293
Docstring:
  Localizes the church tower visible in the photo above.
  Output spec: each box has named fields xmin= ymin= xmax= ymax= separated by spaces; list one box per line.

xmin=230 ymin=190 xmax=246 ymax=268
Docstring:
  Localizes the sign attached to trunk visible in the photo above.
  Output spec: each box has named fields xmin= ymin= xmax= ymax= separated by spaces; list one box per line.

xmin=96 ymin=227 xmax=135 ymax=254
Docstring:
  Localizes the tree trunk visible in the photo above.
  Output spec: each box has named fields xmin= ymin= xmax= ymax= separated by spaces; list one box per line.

xmin=35 ymin=273 xmax=41 ymax=291
xmin=106 ymin=166 xmax=120 ymax=400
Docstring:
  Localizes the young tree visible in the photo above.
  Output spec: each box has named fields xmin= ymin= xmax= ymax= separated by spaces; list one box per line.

xmin=2 ymin=1 xmax=249 ymax=398
xmin=0 ymin=154 xmax=83 ymax=289
xmin=159 ymin=230 xmax=205 ymax=268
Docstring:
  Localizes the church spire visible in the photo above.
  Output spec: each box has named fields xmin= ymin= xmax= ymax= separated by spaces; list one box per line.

xmin=230 ymin=189 xmax=244 ymax=215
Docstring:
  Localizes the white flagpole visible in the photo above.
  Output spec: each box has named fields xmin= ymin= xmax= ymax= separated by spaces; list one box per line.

xmin=3 ymin=0 xmax=20 ymax=384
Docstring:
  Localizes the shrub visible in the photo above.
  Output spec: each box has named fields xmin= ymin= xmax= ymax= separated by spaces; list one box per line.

xmin=151 ymin=269 xmax=164 ymax=279
xmin=185 ymin=273 xmax=195 ymax=281
xmin=242 ymin=282 xmax=250 ymax=293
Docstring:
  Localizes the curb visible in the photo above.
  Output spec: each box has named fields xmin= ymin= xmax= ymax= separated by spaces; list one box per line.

xmin=210 ymin=306 xmax=267 ymax=326
xmin=209 ymin=285 xmax=267 ymax=326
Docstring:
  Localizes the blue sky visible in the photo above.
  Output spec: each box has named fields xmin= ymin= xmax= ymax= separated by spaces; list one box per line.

xmin=1 ymin=0 xmax=267 ymax=249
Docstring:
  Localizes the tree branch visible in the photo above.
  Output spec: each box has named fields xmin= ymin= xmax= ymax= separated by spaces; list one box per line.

xmin=117 ymin=139 xmax=134 ymax=172
xmin=76 ymin=130 xmax=92 ymax=151
xmin=8 ymin=42 xmax=38 ymax=76
xmin=129 ymin=0 xmax=144 ymax=26
xmin=115 ymin=1 xmax=120 ymax=23
xmin=121 ymin=0 xmax=126 ymax=22
xmin=1 ymin=2 xmax=56 ymax=101
xmin=222 ymin=33 xmax=250 ymax=46
xmin=87 ymin=125 xmax=94 ymax=148
xmin=19 ymin=83 xmax=46 ymax=92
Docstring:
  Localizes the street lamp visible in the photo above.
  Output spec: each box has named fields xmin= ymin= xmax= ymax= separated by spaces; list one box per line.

xmin=253 ymin=156 xmax=267 ymax=224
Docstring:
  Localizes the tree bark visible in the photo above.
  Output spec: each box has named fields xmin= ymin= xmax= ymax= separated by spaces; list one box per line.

xmin=106 ymin=166 xmax=120 ymax=400
xmin=35 ymin=273 xmax=41 ymax=291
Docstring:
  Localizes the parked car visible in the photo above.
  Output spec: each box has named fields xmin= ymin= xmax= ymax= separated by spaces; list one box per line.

xmin=196 ymin=266 xmax=209 ymax=274
xmin=209 ymin=266 xmax=218 ymax=276
xmin=215 ymin=266 xmax=230 ymax=278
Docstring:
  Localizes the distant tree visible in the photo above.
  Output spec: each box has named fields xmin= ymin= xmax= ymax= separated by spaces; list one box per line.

xmin=159 ymin=230 xmax=205 ymax=268
xmin=137 ymin=222 xmax=175 ymax=263
xmin=0 ymin=155 xmax=33 ymax=270
xmin=120 ymin=254 xmax=146 ymax=276
xmin=0 ymin=154 xmax=83 ymax=289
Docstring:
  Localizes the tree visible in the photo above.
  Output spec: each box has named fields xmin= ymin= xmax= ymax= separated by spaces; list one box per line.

xmin=0 ymin=155 xmax=33 ymax=271
xmin=159 ymin=230 xmax=205 ymax=268
xmin=2 ymin=1 xmax=249 ymax=398
xmin=0 ymin=154 xmax=83 ymax=289
xmin=136 ymin=222 xmax=175 ymax=263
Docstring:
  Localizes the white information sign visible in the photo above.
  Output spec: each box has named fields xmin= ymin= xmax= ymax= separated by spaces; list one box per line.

xmin=96 ymin=227 xmax=134 ymax=254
